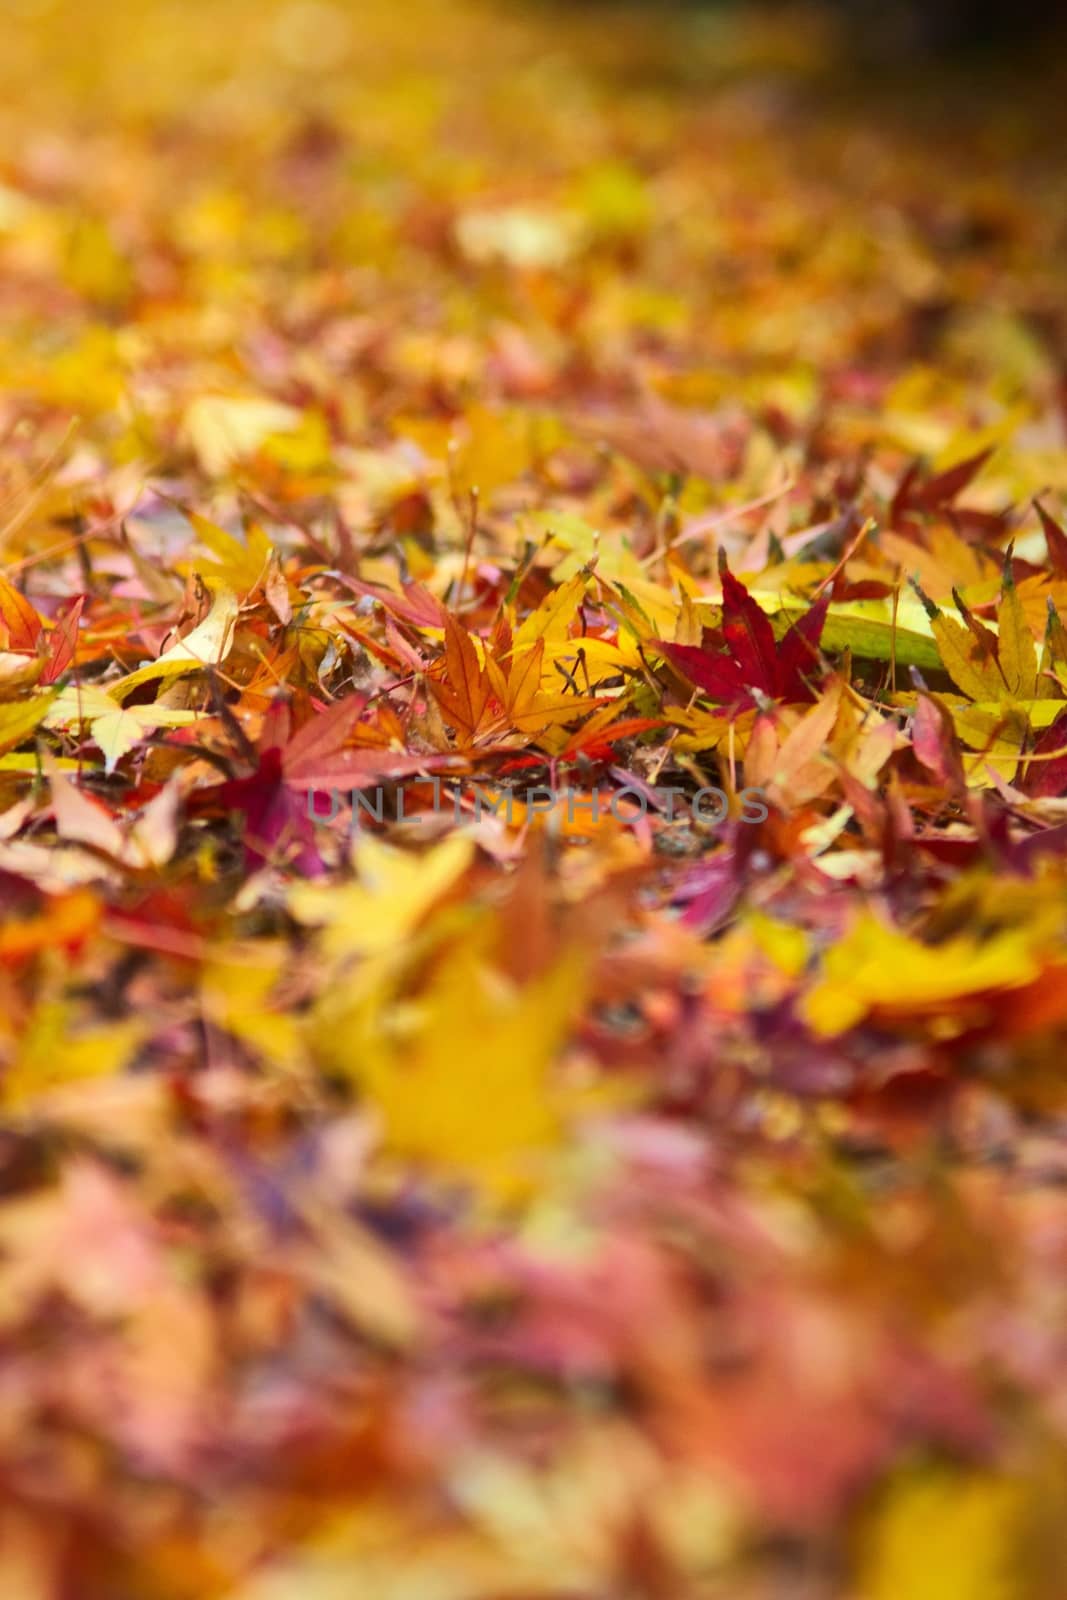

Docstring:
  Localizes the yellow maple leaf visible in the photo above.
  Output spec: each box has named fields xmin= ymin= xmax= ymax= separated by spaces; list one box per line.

xmin=4 ymin=1004 xmax=143 ymax=1109
xmin=289 ymin=835 xmax=475 ymax=959
xmin=996 ymin=561 xmax=1038 ymax=699
xmin=860 ymin=1471 xmax=1021 ymax=1600
xmin=357 ymin=935 xmax=587 ymax=1184
xmin=110 ymin=579 xmax=238 ymax=702
xmin=0 ymin=693 xmax=54 ymax=753
xmin=45 ymin=683 xmax=200 ymax=773
xmin=184 ymin=512 xmax=273 ymax=595
xmin=802 ymin=912 xmax=1041 ymax=1036
xmin=201 ymin=945 xmax=301 ymax=1070
xmin=183 ymin=395 xmax=303 ymax=477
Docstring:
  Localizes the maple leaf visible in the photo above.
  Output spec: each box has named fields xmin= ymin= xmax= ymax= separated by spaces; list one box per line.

xmin=0 ymin=576 xmax=80 ymax=700
xmin=427 ymin=610 xmax=494 ymax=744
xmin=197 ymin=693 xmax=453 ymax=872
xmin=0 ymin=571 xmax=44 ymax=653
xmin=110 ymin=578 xmax=239 ymax=701
xmin=315 ymin=910 xmax=588 ymax=1188
xmin=484 ymin=635 xmax=603 ymax=736
xmin=290 ymin=833 xmax=475 ymax=958
xmin=8 ymin=4 xmax=1067 ymax=1590
xmin=45 ymin=682 xmax=201 ymax=774
xmin=0 ymin=880 xmax=98 ymax=966
xmin=801 ymin=911 xmax=1044 ymax=1036
xmin=660 ymin=556 xmax=829 ymax=710
xmin=39 ymin=594 xmax=85 ymax=685
xmin=891 ymin=446 xmax=995 ymax=520
xmin=1036 ymin=499 xmax=1067 ymax=579
xmin=913 ymin=556 xmax=1042 ymax=732
xmin=861 ymin=1471 xmax=1022 ymax=1600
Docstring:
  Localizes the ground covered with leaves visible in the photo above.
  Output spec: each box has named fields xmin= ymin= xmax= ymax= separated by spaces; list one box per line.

xmin=3 ymin=1 xmax=1067 ymax=1595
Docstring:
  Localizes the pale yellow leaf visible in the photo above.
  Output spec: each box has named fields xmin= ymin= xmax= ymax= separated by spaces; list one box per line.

xmin=184 ymin=395 xmax=302 ymax=476
xmin=110 ymin=581 xmax=238 ymax=701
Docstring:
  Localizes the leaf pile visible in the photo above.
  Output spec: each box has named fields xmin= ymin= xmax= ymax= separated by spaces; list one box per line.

xmin=2 ymin=2 xmax=1067 ymax=1596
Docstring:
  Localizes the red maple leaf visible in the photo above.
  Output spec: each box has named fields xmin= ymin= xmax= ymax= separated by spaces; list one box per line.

xmin=661 ymin=556 xmax=828 ymax=710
